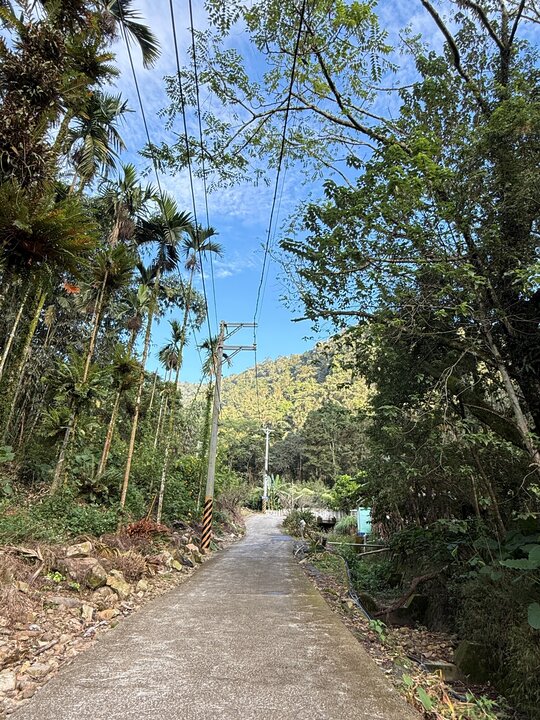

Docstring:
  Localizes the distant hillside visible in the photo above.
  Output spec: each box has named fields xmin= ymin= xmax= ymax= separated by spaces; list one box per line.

xmin=220 ymin=340 xmax=369 ymax=433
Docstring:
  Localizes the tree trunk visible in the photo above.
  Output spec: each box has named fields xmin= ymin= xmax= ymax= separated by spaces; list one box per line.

xmin=82 ymin=272 xmax=108 ymax=383
xmin=96 ymin=327 xmax=138 ymax=479
xmin=482 ymin=316 xmax=540 ymax=473
xmin=470 ymin=447 xmax=506 ymax=542
xmin=148 ymin=371 xmax=158 ymax=412
xmin=156 ymin=363 xmax=182 ymax=524
xmin=0 ymin=285 xmax=30 ymax=381
xmin=119 ymin=271 xmax=160 ymax=511
xmin=153 ymin=392 xmax=167 ymax=450
xmin=51 ymin=109 xmax=75 ymax=158
xmin=96 ymin=390 xmax=122 ymax=479
xmin=3 ymin=287 xmax=47 ymax=441
xmin=51 ymin=410 xmax=77 ymax=493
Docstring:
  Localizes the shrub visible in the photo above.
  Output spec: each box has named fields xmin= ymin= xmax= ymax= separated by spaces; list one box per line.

xmin=455 ymin=569 xmax=540 ymax=717
xmin=339 ymin=548 xmax=399 ymax=596
xmin=111 ymin=550 xmax=147 ymax=581
xmin=245 ymin=486 xmax=263 ymax=510
xmin=0 ymin=493 xmax=117 ymax=542
xmin=282 ymin=509 xmax=316 ymax=537
xmin=334 ymin=515 xmax=357 ymax=536
xmin=63 ymin=503 xmax=117 ymax=536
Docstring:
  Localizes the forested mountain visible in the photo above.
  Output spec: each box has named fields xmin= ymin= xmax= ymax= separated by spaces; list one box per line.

xmin=217 ymin=340 xmax=369 ymax=483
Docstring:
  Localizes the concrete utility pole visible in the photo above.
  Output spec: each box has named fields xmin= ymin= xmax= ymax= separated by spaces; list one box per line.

xmin=262 ymin=427 xmax=273 ymax=513
xmin=201 ymin=322 xmax=256 ymax=551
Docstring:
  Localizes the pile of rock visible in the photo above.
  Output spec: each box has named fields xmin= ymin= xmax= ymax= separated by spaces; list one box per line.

xmin=0 ymin=529 xmax=228 ymax=718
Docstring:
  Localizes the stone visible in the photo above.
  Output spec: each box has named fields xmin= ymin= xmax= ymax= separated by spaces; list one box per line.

xmin=453 ymin=640 xmax=493 ymax=683
xmin=185 ymin=544 xmax=203 ymax=564
xmin=20 ymin=684 xmax=36 ymax=700
xmin=96 ymin=608 xmax=120 ymax=621
xmin=0 ymin=672 xmax=16 ymax=693
xmin=60 ymin=557 xmax=107 ymax=589
xmin=135 ymin=579 xmax=149 ymax=593
xmin=106 ymin=570 xmax=132 ymax=600
xmin=423 ymin=660 xmax=463 ymax=682
xmin=81 ymin=605 xmax=94 ymax=622
xmin=47 ymin=596 xmax=82 ymax=609
xmin=158 ymin=551 xmax=175 ymax=567
xmin=65 ymin=541 xmax=93 ymax=558
xmin=26 ymin=663 xmax=52 ymax=680
xmin=91 ymin=586 xmax=118 ymax=609
xmin=357 ymin=592 xmax=379 ymax=614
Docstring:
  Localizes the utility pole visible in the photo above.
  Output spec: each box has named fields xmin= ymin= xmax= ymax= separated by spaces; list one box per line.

xmin=262 ymin=427 xmax=273 ymax=513
xmin=201 ymin=322 xmax=256 ymax=551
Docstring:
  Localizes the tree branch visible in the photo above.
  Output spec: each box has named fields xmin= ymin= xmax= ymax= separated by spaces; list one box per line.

xmin=509 ymin=0 xmax=527 ymax=44
xmin=421 ymin=0 xmax=490 ymax=114
xmin=292 ymin=309 xmax=378 ymax=322
xmin=456 ymin=0 xmax=506 ymax=50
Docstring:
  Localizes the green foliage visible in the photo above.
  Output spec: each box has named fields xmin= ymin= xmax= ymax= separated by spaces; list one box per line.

xmin=331 ymin=474 xmax=364 ymax=512
xmin=342 ymin=551 xmax=399 ymax=597
xmin=368 ymin=618 xmax=387 ymax=644
xmin=0 ymin=492 xmax=117 ymax=541
xmin=282 ymin=509 xmax=316 ymax=537
xmin=0 ymin=446 xmax=14 ymax=463
xmin=333 ymin=515 xmax=357 ymax=536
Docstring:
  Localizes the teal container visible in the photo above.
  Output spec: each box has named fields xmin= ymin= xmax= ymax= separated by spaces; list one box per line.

xmin=357 ymin=507 xmax=372 ymax=535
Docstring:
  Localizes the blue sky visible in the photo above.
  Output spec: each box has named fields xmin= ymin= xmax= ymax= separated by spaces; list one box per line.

xmin=111 ymin=1 xmax=331 ymax=383
xmin=108 ymin=1 xmax=539 ymax=384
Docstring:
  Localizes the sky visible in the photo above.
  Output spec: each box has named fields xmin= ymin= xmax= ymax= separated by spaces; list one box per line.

xmin=108 ymin=0 xmax=539 ymax=384
xmin=110 ymin=1 xmax=330 ymax=383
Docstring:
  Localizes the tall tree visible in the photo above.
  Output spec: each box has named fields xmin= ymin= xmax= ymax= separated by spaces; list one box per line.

xmin=119 ymin=197 xmax=193 ymax=512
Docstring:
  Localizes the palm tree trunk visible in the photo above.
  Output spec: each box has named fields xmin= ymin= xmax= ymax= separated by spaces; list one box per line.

xmin=3 ymin=287 xmax=47 ymax=441
xmin=0 ymin=285 xmax=30 ymax=381
xmin=50 ymin=277 xmax=107 ymax=491
xmin=96 ymin=326 xmax=138 ymax=479
xmin=96 ymin=390 xmax=122 ymax=479
xmin=52 ymin=109 xmax=75 ymax=158
xmin=156 ymin=363 xmax=181 ymax=524
xmin=51 ymin=410 xmax=77 ymax=493
xmin=120 ymin=271 xmax=160 ymax=511
xmin=153 ymin=391 xmax=167 ymax=450
xmin=83 ymin=272 xmax=107 ymax=383
xmin=148 ymin=370 xmax=158 ymax=411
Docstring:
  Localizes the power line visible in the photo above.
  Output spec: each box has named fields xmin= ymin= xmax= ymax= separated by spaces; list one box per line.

xmin=168 ymin=0 xmax=219 ymax=384
xmin=252 ymin=0 xmax=307 ymax=424
xmin=119 ymin=19 xmax=164 ymax=201
xmin=188 ymin=0 xmax=219 ymax=332
xmin=252 ymin=0 xmax=307 ymax=325
xmin=119 ymin=4 xmax=216 ymax=394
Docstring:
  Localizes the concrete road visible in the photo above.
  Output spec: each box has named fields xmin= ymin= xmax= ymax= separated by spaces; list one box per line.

xmin=14 ymin=515 xmax=419 ymax=720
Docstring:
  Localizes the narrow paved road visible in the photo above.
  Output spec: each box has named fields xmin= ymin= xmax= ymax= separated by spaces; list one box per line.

xmin=14 ymin=515 xmax=418 ymax=720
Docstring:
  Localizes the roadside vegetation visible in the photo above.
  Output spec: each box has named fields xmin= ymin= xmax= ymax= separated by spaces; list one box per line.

xmin=0 ymin=1 xmax=539 ymax=718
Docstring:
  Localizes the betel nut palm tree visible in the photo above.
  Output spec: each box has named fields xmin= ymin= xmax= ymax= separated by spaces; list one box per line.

xmin=119 ymin=196 xmax=193 ymax=512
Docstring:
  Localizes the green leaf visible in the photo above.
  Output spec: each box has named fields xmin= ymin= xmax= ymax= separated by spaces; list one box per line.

xmin=499 ymin=558 xmax=539 ymax=570
xmin=416 ymin=687 xmax=434 ymax=711
xmin=527 ymin=602 xmax=540 ymax=630
xmin=402 ymin=674 xmax=413 ymax=688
